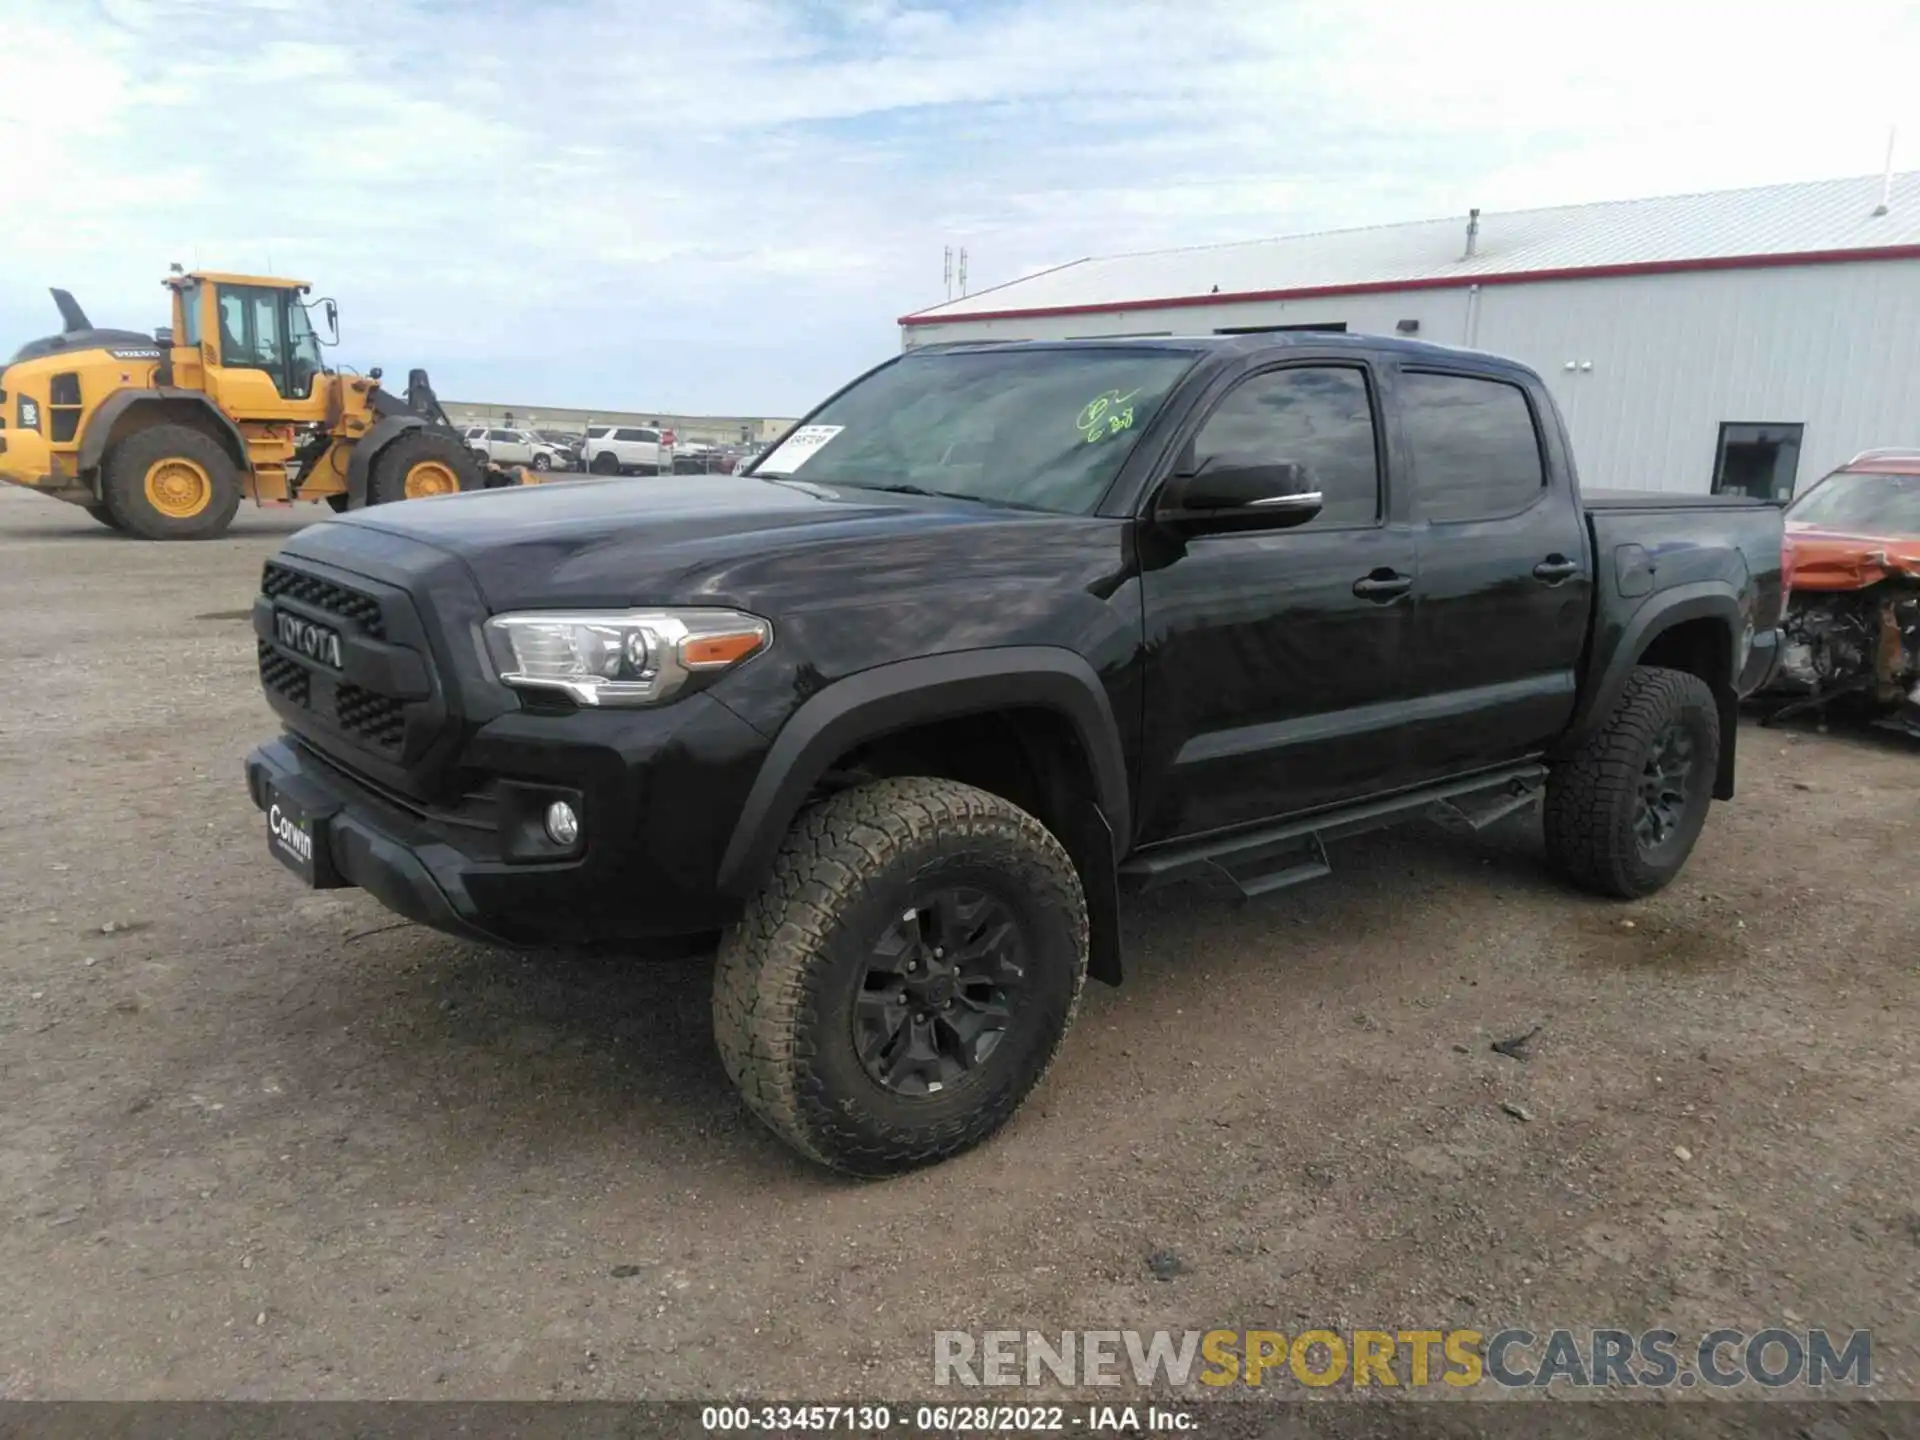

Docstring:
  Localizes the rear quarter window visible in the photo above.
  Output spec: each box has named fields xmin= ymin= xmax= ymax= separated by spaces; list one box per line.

xmin=1400 ymin=371 xmax=1546 ymax=523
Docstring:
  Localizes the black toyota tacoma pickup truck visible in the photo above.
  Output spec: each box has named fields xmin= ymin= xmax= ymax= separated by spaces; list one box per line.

xmin=245 ymin=334 xmax=1785 ymax=1175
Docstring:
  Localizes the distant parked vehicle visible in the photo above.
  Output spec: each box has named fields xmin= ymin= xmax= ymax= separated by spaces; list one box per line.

xmin=463 ymin=427 xmax=568 ymax=472
xmin=672 ymin=444 xmax=728 ymax=474
xmin=581 ymin=425 xmax=670 ymax=475
xmin=532 ymin=429 xmax=582 ymax=467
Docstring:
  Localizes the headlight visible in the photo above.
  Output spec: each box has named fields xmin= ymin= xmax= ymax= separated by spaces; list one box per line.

xmin=483 ymin=608 xmax=770 ymax=707
xmin=17 ymin=396 xmax=38 ymax=431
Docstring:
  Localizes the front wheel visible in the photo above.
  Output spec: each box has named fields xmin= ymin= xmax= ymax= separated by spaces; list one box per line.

xmin=713 ymin=777 xmax=1089 ymax=1176
xmin=82 ymin=503 xmax=123 ymax=531
xmin=531 ymin=452 xmax=551 ymax=472
xmin=1543 ymin=665 xmax=1720 ymax=899
xmin=589 ymin=451 xmax=620 ymax=475
xmin=367 ymin=429 xmax=481 ymax=506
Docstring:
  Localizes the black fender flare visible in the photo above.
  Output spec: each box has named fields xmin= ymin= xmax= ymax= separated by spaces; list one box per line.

xmin=346 ymin=415 xmax=429 ymax=508
xmin=78 ymin=389 xmax=249 ymax=481
xmin=1560 ymin=583 xmax=1746 ymax=798
xmin=714 ymin=648 xmax=1132 ymax=978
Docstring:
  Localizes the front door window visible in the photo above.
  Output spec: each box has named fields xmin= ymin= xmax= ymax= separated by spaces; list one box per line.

xmin=216 ymin=284 xmax=309 ymax=398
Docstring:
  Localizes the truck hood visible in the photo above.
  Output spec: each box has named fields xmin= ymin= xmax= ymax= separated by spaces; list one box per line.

xmin=1784 ymin=521 xmax=1920 ymax=591
xmin=331 ymin=473 xmax=1119 ymax=612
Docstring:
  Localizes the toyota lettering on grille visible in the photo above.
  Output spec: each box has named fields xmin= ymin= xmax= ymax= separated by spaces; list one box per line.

xmin=275 ymin=610 xmax=344 ymax=669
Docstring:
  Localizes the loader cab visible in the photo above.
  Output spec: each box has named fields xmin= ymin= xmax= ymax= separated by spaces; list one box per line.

xmin=167 ymin=272 xmax=334 ymax=420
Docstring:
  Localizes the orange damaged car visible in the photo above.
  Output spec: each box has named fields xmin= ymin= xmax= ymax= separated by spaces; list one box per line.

xmin=1768 ymin=449 xmax=1920 ymax=735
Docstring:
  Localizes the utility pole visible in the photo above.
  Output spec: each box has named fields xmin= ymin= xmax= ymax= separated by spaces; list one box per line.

xmin=943 ymin=246 xmax=953 ymax=301
xmin=958 ymin=247 xmax=969 ymax=297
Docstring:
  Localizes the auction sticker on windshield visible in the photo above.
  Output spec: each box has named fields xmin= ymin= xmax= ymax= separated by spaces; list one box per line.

xmin=759 ymin=425 xmax=844 ymax=473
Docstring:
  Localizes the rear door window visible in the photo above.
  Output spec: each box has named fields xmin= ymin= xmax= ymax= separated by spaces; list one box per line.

xmin=1399 ymin=371 xmax=1546 ymax=523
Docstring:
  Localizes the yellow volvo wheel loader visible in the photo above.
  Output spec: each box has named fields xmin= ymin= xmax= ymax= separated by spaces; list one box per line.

xmin=0 ymin=271 xmax=526 ymax=540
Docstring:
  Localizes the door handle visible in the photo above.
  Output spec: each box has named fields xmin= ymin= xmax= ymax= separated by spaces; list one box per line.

xmin=1533 ymin=555 xmax=1580 ymax=584
xmin=1352 ymin=569 xmax=1413 ymax=601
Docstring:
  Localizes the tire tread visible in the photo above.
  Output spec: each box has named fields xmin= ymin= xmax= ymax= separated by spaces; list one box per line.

xmin=712 ymin=777 xmax=1088 ymax=1176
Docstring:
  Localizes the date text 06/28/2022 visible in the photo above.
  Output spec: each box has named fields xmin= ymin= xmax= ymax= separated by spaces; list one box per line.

xmin=701 ymin=1404 xmax=1195 ymax=1433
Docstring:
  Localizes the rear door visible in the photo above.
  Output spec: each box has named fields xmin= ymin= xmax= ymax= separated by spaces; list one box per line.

xmin=1136 ymin=357 xmax=1422 ymax=841
xmin=1391 ymin=364 xmax=1591 ymax=778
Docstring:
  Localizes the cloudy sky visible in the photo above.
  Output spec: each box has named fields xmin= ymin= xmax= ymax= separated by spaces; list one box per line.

xmin=3 ymin=0 xmax=1916 ymax=417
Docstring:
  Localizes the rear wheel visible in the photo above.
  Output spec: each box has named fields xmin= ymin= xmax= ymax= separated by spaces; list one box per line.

xmin=102 ymin=424 xmax=243 ymax=540
xmin=713 ymin=777 xmax=1088 ymax=1176
xmin=531 ymin=452 xmax=551 ymax=472
xmin=367 ymin=429 xmax=480 ymax=506
xmin=1543 ymin=665 xmax=1720 ymax=898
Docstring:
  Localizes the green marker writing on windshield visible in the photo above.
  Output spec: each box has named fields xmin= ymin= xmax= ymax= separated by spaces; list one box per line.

xmin=1077 ymin=388 xmax=1140 ymax=444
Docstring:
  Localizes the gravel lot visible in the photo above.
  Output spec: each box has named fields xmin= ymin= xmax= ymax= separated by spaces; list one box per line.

xmin=0 ymin=484 xmax=1915 ymax=1403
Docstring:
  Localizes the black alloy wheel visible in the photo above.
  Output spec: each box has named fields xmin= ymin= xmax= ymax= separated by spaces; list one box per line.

xmin=1634 ymin=720 xmax=1698 ymax=858
xmin=853 ymin=888 xmax=1027 ymax=1096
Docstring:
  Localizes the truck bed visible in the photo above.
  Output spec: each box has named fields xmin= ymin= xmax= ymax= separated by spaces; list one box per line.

xmin=1583 ymin=489 xmax=1783 ymax=510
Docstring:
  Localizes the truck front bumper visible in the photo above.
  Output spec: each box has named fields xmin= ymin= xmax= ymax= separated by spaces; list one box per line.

xmin=244 ymin=695 xmax=769 ymax=949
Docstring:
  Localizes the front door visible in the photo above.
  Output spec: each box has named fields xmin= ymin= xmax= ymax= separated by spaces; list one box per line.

xmin=1392 ymin=365 xmax=1592 ymax=777
xmin=1137 ymin=360 xmax=1421 ymax=842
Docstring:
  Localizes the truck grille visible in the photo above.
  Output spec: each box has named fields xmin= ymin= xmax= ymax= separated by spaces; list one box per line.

xmin=261 ymin=561 xmax=385 ymax=639
xmin=335 ymin=683 xmax=406 ymax=756
xmin=258 ymin=640 xmax=311 ymax=707
xmin=257 ymin=556 xmax=445 ymax=781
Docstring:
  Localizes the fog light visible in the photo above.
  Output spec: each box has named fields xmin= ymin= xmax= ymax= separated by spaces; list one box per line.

xmin=544 ymin=800 xmax=580 ymax=846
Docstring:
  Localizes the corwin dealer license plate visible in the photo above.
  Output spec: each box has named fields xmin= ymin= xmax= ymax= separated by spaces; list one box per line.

xmin=265 ymin=785 xmax=328 ymax=887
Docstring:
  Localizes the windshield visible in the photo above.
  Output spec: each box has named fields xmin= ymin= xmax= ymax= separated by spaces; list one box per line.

xmin=756 ymin=347 xmax=1199 ymax=513
xmin=1788 ymin=470 xmax=1920 ymax=536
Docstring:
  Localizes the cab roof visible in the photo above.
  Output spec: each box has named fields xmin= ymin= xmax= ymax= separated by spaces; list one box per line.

xmin=171 ymin=271 xmax=311 ymax=290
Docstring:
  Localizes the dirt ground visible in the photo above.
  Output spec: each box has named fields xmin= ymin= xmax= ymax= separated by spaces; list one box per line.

xmin=0 ymin=483 xmax=1914 ymax=1404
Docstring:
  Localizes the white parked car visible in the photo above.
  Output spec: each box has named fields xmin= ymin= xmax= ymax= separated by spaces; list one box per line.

xmin=581 ymin=425 xmax=671 ymax=475
xmin=463 ymin=427 xmax=569 ymax=472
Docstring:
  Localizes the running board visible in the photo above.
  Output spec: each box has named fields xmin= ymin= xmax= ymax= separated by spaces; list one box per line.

xmin=1121 ymin=763 xmax=1548 ymax=901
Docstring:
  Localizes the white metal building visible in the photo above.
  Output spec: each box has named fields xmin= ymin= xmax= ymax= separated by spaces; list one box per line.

xmin=899 ymin=173 xmax=1920 ymax=498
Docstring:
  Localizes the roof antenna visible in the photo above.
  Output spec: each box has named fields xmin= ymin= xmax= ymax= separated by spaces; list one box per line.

xmin=1464 ymin=207 xmax=1481 ymax=259
xmin=1872 ymin=126 xmax=1896 ymax=216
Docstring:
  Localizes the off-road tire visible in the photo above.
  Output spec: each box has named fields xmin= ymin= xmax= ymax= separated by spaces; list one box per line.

xmin=81 ymin=503 xmax=122 ymax=531
xmin=101 ymin=424 xmax=242 ymax=541
xmin=713 ymin=777 xmax=1089 ymax=1177
xmin=1544 ymin=665 xmax=1719 ymax=899
xmin=324 ymin=494 xmax=351 ymax=514
xmin=367 ymin=428 xmax=480 ymax=506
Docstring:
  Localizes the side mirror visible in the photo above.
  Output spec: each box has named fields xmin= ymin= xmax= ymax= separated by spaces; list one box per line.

xmin=1157 ymin=454 xmax=1323 ymax=530
xmin=318 ymin=298 xmax=340 ymax=345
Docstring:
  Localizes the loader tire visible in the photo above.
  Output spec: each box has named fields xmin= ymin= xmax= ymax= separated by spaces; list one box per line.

xmin=367 ymin=429 xmax=480 ymax=506
xmin=713 ymin=777 xmax=1088 ymax=1177
xmin=102 ymin=424 xmax=242 ymax=541
xmin=1544 ymin=665 xmax=1720 ymax=899
xmin=82 ymin=503 xmax=122 ymax=531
